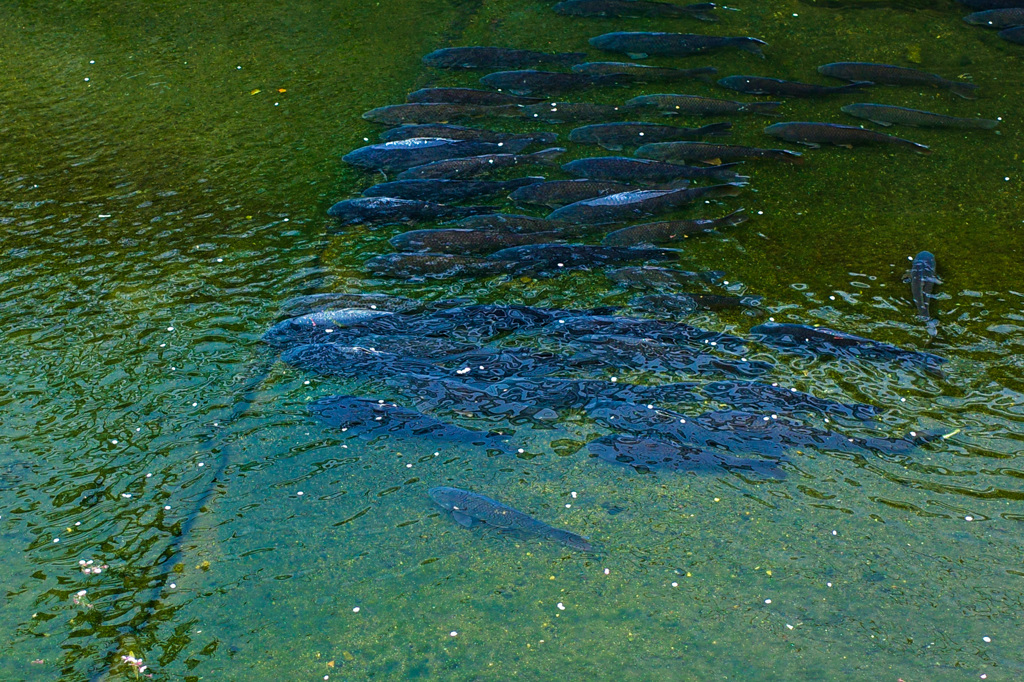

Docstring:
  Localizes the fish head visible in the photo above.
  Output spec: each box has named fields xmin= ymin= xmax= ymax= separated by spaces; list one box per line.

xmin=428 ymin=486 xmax=465 ymax=511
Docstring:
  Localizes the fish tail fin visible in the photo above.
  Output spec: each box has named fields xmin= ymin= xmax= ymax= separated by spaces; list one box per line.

xmin=688 ymin=66 xmax=719 ymax=82
xmin=530 ymin=147 xmax=568 ymax=165
xmin=948 ymin=81 xmax=979 ymax=100
xmin=841 ymin=80 xmax=874 ymax=92
xmin=907 ymin=140 xmax=931 ymax=155
xmin=772 ymin=149 xmax=804 ymax=164
xmin=686 ymin=3 xmax=720 ymax=21
xmin=557 ymin=51 xmax=589 ymax=66
xmin=709 ymin=162 xmax=745 ymax=179
xmin=741 ymin=101 xmax=782 ymax=116
xmin=696 ymin=121 xmax=733 ymax=137
xmin=739 ymin=38 xmax=767 ymax=58
xmin=970 ymin=118 xmax=999 ymax=130
xmin=529 ymin=132 xmax=560 ymax=144
xmin=547 ymin=528 xmax=594 ymax=552
xmin=707 ymin=183 xmax=744 ymax=199
xmin=720 ymin=208 xmax=749 ymax=228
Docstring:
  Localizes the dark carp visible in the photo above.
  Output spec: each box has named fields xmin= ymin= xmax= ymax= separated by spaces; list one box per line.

xmin=626 ymin=93 xmax=781 ymax=116
xmin=590 ymin=32 xmax=767 ymax=58
xmin=608 ymin=265 xmax=725 ymax=287
xmin=313 ymin=396 xmax=512 ymax=451
xmin=764 ymin=122 xmax=930 ymax=153
xmin=636 ymin=140 xmax=802 ymax=164
xmin=422 ymin=47 xmax=587 ymax=70
xmin=363 ymin=177 xmax=543 ymax=203
xmin=429 ymin=487 xmax=593 ymax=552
xmin=548 ymin=184 xmax=743 ymax=224
xmin=572 ymin=62 xmax=718 ymax=83
xmin=362 ymin=103 xmax=525 ymax=125
xmin=479 ymin=70 xmax=625 ymax=96
xmin=487 ymin=243 xmax=679 ymax=271
xmin=569 ymin=334 xmax=772 ymax=377
xmin=344 ymin=138 xmax=533 ymax=172
xmin=750 ymin=322 xmax=946 ymax=370
xmin=963 ymin=8 xmax=1024 ymax=28
xmin=397 ymin=148 xmax=565 ymax=180
xmin=586 ymin=434 xmax=785 ymax=477
xmin=569 ymin=121 xmax=731 ymax=150
xmin=718 ymin=75 xmax=872 ymax=97
xmin=509 ymin=179 xmax=640 ymax=208
xmin=563 ymin=156 xmax=744 ymax=183
xmin=841 ymin=103 xmax=998 ymax=129
xmin=554 ymin=0 xmax=719 ymax=20
xmin=380 ymin=124 xmax=558 ymax=146
xmin=263 ymin=309 xmax=395 ymax=348
xmin=906 ymin=251 xmax=939 ymax=337
xmin=326 ymin=197 xmax=496 ymax=226
xmin=817 ymin=62 xmax=978 ymax=99
xmin=1001 ymin=26 xmax=1024 ymax=44
xmin=390 ymin=227 xmax=567 ymax=254
xmin=407 ymin=87 xmax=542 ymax=105
xmin=522 ymin=101 xmax=633 ymax=123
xmin=588 ymin=402 xmax=936 ymax=458
xmin=455 ymin=213 xmax=574 ymax=233
xmin=365 ymin=253 xmax=515 ymax=279
xmin=699 ymin=381 xmax=881 ymax=420
xmin=602 ymin=208 xmax=747 ymax=245
xmin=634 ymin=292 xmax=762 ymax=313
xmin=278 ymin=293 xmax=422 ymax=318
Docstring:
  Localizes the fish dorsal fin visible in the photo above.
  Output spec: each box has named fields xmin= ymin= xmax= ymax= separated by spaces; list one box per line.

xmin=452 ymin=511 xmax=475 ymax=528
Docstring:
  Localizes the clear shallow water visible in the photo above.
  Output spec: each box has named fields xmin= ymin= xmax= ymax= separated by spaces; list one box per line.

xmin=1 ymin=0 xmax=1023 ymax=680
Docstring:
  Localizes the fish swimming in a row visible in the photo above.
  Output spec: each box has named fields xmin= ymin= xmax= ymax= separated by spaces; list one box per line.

xmin=554 ymin=0 xmax=719 ymax=21
xmin=423 ymin=47 xmax=586 ymax=70
xmin=764 ymin=122 xmax=930 ymax=153
xmin=396 ymin=148 xmax=565 ymax=180
xmin=636 ymin=141 xmax=803 ymax=164
xmin=548 ymin=184 xmax=744 ymax=224
xmin=590 ymin=32 xmax=767 ymax=59
xmin=601 ymin=208 xmax=748 ymax=246
xmin=362 ymin=177 xmax=544 ymax=203
xmin=569 ymin=121 xmax=731 ymax=151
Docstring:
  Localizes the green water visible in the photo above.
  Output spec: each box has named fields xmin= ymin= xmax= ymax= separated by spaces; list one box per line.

xmin=1 ymin=0 xmax=1023 ymax=680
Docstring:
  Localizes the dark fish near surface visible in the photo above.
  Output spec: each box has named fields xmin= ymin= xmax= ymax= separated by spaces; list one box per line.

xmin=570 ymin=334 xmax=772 ymax=377
xmin=422 ymin=47 xmax=587 ymax=70
xmin=627 ymin=93 xmax=781 ymax=116
xmin=429 ymin=487 xmax=593 ymax=552
xmin=817 ymin=62 xmax=978 ymax=99
xmin=362 ymin=103 xmax=525 ymax=125
xmin=363 ymin=177 xmax=544 ymax=203
xmin=588 ymin=402 xmax=935 ymax=458
xmin=634 ymin=292 xmax=762 ymax=313
xmin=906 ymin=251 xmax=939 ymax=337
xmin=479 ymin=70 xmax=625 ymax=96
xmin=554 ymin=0 xmax=719 ymax=20
xmin=586 ymin=434 xmax=785 ymax=477
xmin=590 ymin=32 xmax=767 ymax=59
xmin=390 ymin=227 xmax=567 ymax=255
xmin=278 ymin=293 xmax=421 ymax=318
xmin=436 ymin=347 xmax=579 ymax=382
xmin=636 ymin=141 xmax=803 ymax=164
xmin=959 ymin=0 xmax=1024 ymax=7
xmin=487 ymin=243 xmax=678 ymax=272
xmin=573 ymin=62 xmax=718 ymax=83
xmin=282 ymin=343 xmax=451 ymax=379
xmin=365 ymin=253 xmax=515 ymax=279
xmin=397 ymin=148 xmax=565 ymax=180
xmin=522 ymin=101 xmax=633 ymax=123
xmin=699 ymin=381 xmax=880 ymax=420
xmin=718 ymin=75 xmax=872 ymax=97
xmin=326 ymin=197 xmax=496 ymax=227
xmin=313 ymin=396 xmax=511 ymax=451
xmin=750 ymin=322 xmax=946 ymax=370
xmin=841 ymin=103 xmax=999 ymax=130
xmin=764 ymin=122 xmax=930 ymax=154
xmin=548 ymin=184 xmax=744 ymax=224
xmin=608 ymin=265 xmax=725 ymax=287
xmin=386 ymin=375 xmax=561 ymax=423
xmin=380 ymin=124 xmax=558 ymax=146
xmin=455 ymin=213 xmax=573 ymax=233
xmin=344 ymin=138 xmax=530 ymax=172
xmin=263 ymin=309 xmax=395 ymax=348
xmin=407 ymin=87 xmax=542 ymax=105
xmin=510 ymin=179 xmax=640 ymax=208
xmin=1001 ymin=26 xmax=1024 ymax=44
xmin=569 ymin=121 xmax=731 ymax=151
xmin=545 ymin=315 xmax=741 ymax=348
xmin=563 ymin=156 xmax=744 ymax=183
xmin=486 ymin=377 xmax=699 ymax=410
xmin=963 ymin=8 xmax=1024 ymax=28
xmin=602 ymin=208 xmax=748 ymax=245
